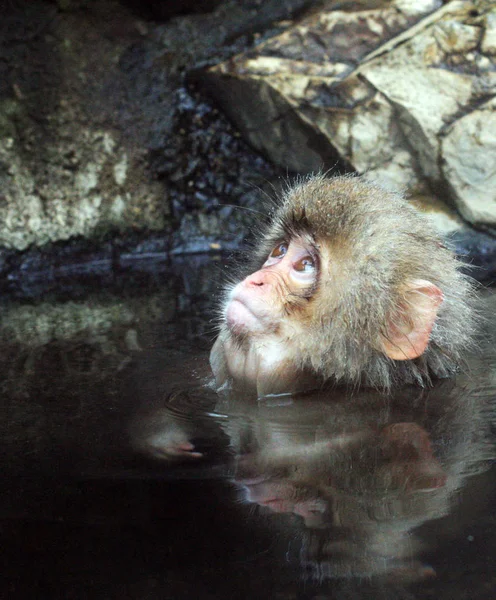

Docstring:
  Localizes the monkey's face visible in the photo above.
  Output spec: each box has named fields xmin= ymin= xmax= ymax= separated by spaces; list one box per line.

xmin=226 ymin=236 xmax=318 ymax=337
xmin=210 ymin=236 xmax=319 ymax=396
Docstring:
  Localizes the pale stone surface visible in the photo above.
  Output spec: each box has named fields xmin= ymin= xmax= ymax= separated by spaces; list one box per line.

xmin=205 ymin=0 xmax=496 ymax=227
xmin=482 ymin=12 xmax=496 ymax=54
xmin=359 ymin=1 xmax=492 ymax=186
xmin=441 ymin=98 xmax=496 ymax=227
xmin=206 ymin=0 xmax=442 ymax=182
xmin=0 ymin=3 xmax=172 ymax=251
xmin=0 ymin=130 xmax=167 ymax=250
xmin=409 ymin=194 xmax=465 ymax=235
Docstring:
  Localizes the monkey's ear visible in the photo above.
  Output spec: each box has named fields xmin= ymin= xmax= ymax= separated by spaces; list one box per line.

xmin=381 ymin=280 xmax=443 ymax=361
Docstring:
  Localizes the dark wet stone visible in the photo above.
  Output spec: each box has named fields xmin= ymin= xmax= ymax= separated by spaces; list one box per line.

xmin=448 ymin=227 xmax=496 ymax=284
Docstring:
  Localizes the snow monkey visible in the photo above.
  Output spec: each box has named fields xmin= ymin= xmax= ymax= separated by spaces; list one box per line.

xmin=210 ymin=175 xmax=476 ymax=397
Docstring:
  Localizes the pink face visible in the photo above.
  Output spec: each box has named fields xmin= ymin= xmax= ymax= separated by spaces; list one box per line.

xmin=225 ymin=237 xmax=318 ymax=338
xmin=237 ymin=477 xmax=328 ymax=527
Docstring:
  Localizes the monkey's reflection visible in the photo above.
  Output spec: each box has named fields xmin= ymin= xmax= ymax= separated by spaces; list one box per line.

xmin=130 ymin=377 xmax=494 ymax=583
xmin=232 ymin=391 xmax=454 ymax=582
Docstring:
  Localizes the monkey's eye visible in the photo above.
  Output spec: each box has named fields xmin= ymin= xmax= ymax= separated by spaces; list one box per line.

xmin=263 ymin=243 xmax=289 ymax=268
xmin=270 ymin=243 xmax=288 ymax=259
xmin=293 ymin=256 xmax=315 ymax=273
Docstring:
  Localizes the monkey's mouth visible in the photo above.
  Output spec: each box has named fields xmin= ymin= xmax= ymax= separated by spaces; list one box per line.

xmin=226 ymin=298 xmax=265 ymax=335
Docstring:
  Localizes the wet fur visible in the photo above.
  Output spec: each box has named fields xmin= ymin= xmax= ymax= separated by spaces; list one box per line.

xmin=219 ymin=175 xmax=477 ymax=389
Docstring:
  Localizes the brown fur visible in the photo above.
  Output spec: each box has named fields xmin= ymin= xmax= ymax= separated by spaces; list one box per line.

xmin=218 ymin=175 xmax=477 ymax=389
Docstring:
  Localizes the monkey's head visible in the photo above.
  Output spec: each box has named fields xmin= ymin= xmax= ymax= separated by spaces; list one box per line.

xmin=211 ymin=175 xmax=476 ymax=396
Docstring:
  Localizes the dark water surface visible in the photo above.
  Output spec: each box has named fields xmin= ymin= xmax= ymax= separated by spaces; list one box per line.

xmin=1 ymin=256 xmax=495 ymax=599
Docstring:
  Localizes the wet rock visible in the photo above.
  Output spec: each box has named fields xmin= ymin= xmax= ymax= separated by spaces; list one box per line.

xmin=171 ymin=212 xmax=244 ymax=255
xmin=204 ymin=0 xmax=496 ymax=231
xmin=0 ymin=0 xmax=311 ymax=254
xmin=448 ymin=227 xmax=496 ymax=284
xmin=159 ymin=88 xmax=281 ymax=254
xmin=2 ymin=0 xmax=495 ymax=281
xmin=0 ymin=1 xmax=170 ymax=250
xmin=203 ymin=0 xmax=442 ymax=181
xmin=441 ymin=98 xmax=496 ymax=228
xmin=0 ymin=252 xmax=224 ymax=347
xmin=360 ymin=0 xmax=496 ymax=226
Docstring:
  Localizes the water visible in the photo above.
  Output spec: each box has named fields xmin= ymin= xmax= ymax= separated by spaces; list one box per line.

xmin=0 ymin=255 xmax=495 ymax=599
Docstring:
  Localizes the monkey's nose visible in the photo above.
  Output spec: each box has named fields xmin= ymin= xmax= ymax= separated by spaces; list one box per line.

xmin=245 ymin=272 xmax=268 ymax=287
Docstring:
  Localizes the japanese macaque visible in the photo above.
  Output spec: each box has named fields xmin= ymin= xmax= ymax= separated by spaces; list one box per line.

xmin=211 ymin=175 xmax=476 ymax=396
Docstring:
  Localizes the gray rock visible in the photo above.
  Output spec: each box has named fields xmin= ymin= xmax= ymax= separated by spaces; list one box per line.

xmin=0 ymin=0 xmax=313 ymax=252
xmin=204 ymin=0 xmax=496 ymax=229
xmin=204 ymin=0 xmax=443 ymax=183
xmin=0 ymin=3 xmax=171 ymax=251
xmin=360 ymin=0 xmax=496 ymax=222
xmin=482 ymin=11 xmax=496 ymax=54
xmin=441 ymin=98 xmax=496 ymax=228
xmin=0 ymin=131 xmax=168 ymax=250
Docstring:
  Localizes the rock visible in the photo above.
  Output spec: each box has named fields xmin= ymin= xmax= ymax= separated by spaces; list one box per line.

xmin=0 ymin=0 xmax=312 ymax=252
xmin=0 ymin=2 xmax=171 ymax=250
xmin=2 ymin=0 xmax=495 ymax=276
xmin=409 ymin=193 xmax=464 ymax=235
xmin=170 ymin=211 xmax=245 ymax=254
xmin=441 ymin=98 xmax=496 ymax=228
xmin=482 ymin=11 xmax=496 ymax=54
xmin=448 ymin=227 xmax=496 ymax=284
xmin=203 ymin=0 xmax=443 ymax=183
xmin=359 ymin=0 xmax=495 ymax=200
xmin=204 ymin=0 xmax=496 ymax=229
xmin=0 ymin=131 xmax=167 ymax=250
